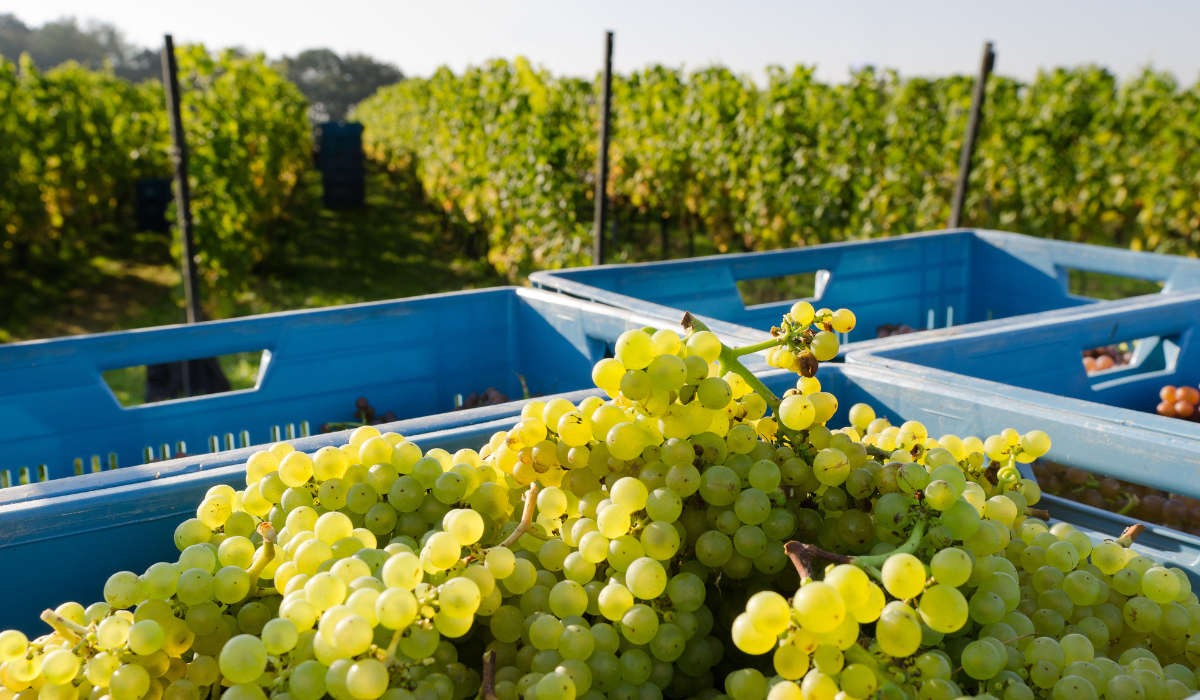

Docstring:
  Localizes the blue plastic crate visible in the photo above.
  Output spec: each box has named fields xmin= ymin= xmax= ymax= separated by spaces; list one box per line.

xmin=845 ymin=289 xmax=1200 ymax=439
xmin=0 ymin=287 xmax=760 ymax=486
xmin=5 ymin=364 xmax=1199 ymax=635
xmin=531 ymin=229 xmax=1200 ymax=351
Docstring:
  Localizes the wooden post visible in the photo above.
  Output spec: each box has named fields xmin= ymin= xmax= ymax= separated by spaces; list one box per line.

xmin=948 ymin=41 xmax=995 ymax=229
xmin=162 ymin=35 xmax=201 ymax=396
xmin=592 ymin=31 xmax=614 ymax=266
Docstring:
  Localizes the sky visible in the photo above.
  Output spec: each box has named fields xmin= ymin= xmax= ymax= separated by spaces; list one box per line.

xmin=6 ymin=0 xmax=1200 ymax=85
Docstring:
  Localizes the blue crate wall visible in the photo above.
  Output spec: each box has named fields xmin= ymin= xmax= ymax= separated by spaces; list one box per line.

xmin=531 ymin=229 xmax=1200 ymax=346
xmin=0 ymin=287 xmax=761 ymax=485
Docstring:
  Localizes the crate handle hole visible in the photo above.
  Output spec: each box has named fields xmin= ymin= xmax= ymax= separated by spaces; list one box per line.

xmin=100 ymin=350 xmax=269 ymax=408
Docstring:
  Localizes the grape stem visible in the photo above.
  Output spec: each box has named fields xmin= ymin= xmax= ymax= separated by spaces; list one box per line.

xmin=38 ymin=609 xmax=87 ymax=641
xmin=1025 ymin=507 xmax=1050 ymax=521
xmin=480 ymin=649 xmax=498 ymax=700
xmin=728 ymin=337 xmax=785 ymax=357
xmin=784 ymin=521 xmax=927 ymax=583
xmin=682 ymin=313 xmax=804 ymax=447
xmin=497 ymin=483 xmax=541 ymax=549
xmin=1117 ymin=523 xmax=1146 ymax=546
xmin=240 ymin=522 xmax=277 ymax=604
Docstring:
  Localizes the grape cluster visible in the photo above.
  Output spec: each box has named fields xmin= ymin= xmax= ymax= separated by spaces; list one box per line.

xmin=2 ymin=303 xmax=1195 ymax=700
xmin=1156 ymin=386 xmax=1200 ymax=421
xmin=761 ymin=303 xmax=855 ymax=375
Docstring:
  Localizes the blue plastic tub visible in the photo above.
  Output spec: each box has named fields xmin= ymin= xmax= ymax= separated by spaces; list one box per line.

xmin=5 ymin=364 xmax=1200 ymax=635
xmin=530 ymin=229 xmax=1200 ymax=352
xmin=845 ymin=289 xmax=1200 ymax=439
xmin=0 ymin=287 xmax=761 ymax=486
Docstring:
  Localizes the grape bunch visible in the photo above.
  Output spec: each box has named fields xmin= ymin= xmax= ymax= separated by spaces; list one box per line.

xmin=0 ymin=301 xmax=1193 ymax=700
xmin=1156 ymin=386 xmax=1200 ymax=421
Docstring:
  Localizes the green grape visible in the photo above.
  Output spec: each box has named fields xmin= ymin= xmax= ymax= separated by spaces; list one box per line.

xmin=611 ymin=478 xmax=649 ymax=511
xmin=930 ymin=548 xmax=971 ymax=588
xmin=726 ymin=668 xmax=767 ymax=700
xmin=626 ymin=558 xmax=667 ymax=600
xmin=619 ymin=605 xmax=659 ymax=645
xmin=1104 ymin=675 xmax=1144 ymax=700
xmin=699 ymin=466 xmax=740 ymax=506
xmin=531 ymin=616 xmax=564 ymax=651
xmin=549 ymin=580 xmax=588 ymax=618
xmin=346 ymin=659 xmax=389 ymax=700
xmin=881 ymin=553 xmax=925 ymax=599
xmin=620 ymin=369 xmax=652 ymax=401
xmin=840 ymin=663 xmax=876 ymax=699
xmin=1123 ymin=596 xmax=1162 ymax=633
xmin=876 ymin=602 xmax=922 ymax=657
xmin=961 ymin=639 xmax=1006 ymax=680
xmin=810 ymin=331 xmax=839 ymax=362
xmin=874 ymin=493 xmax=910 ymax=530
xmin=1045 ymin=541 xmax=1081 ymax=573
xmin=214 ymin=566 xmax=251 ymax=604
xmin=1141 ymin=567 xmax=1181 ymax=604
xmin=618 ymin=330 xmax=656 ymax=369
xmin=697 ymin=378 xmax=732 ymax=410
xmin=176 ymin=568 xmax=214 ymax=606
xmin=174 ymin=518 xmax=212 ymax=551
xmin=644 ymin=489 xmax=682 ymax=523
xmin=1090 ymin=542 xmax=1126 ymax=575
xmin=812 ymin=448 xmax=849 ymax=486
xmin=1033 ymin=565 xmax=1065 ymax=593
xmin=1051 ymin=676 xmax=1097 ymax=700
xmin=1031 ymin=609 xmax=1066 ymax=637
xmin=940 ymin=498 xmax=982 ymax=540
xmin=919 ymin=585 xmax=969 ymax=633
xmin=103 ymin=571 xmax=144 ymax=609
xmin=1030 ymin=661 xmax=1061 ymax=690
xmin=557 ymin=625 xmax=595 ymax=661
xmin=1062 ymin=571 xmax=1100 ymax=606
xmin=140 ymin=562 xmax=182 ymax=600
xmin=109 ymin=664 xmax=151 ymax=700
xmin=127 ymin=620 xmax=165 ymax=655
xmin=40 ymin=649 xmax=81 ymax=685
xmin=733 ymin=489 xmax=771 ymax=525
xmin=924 ymin=480 xmax=958 ymax=510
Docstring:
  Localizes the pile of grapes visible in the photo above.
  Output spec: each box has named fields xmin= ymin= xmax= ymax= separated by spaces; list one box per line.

xmin=454 ymin=389 xmax=513 ymax=412
xmin=1156 ymin=386 xmax=1200 ymax=421
xmin=5 ymin=301 xmax=1200 ymax=700
xmin=1033 ymin=461 xmax=1200 ymax=536
xmin=1082 ymin=347 xmax=1130 ymax=374
xmin=875 ymin=324 xmax=920 ymax=339
xmin=321 ymin=398 xmax=399 ymax=434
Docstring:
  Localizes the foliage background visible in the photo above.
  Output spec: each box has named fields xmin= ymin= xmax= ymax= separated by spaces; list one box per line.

xmin=5 ymin=50 xmax=1200 ymax=334
xmin=0 ymin=46 xmax=312 ymax=321
xmin=358 ymin=62 xmax=1200 ymax=281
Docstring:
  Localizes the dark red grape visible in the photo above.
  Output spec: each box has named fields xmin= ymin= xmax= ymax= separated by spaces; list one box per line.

xmin=1163 ymin=499 xmax=1188 ymax=524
